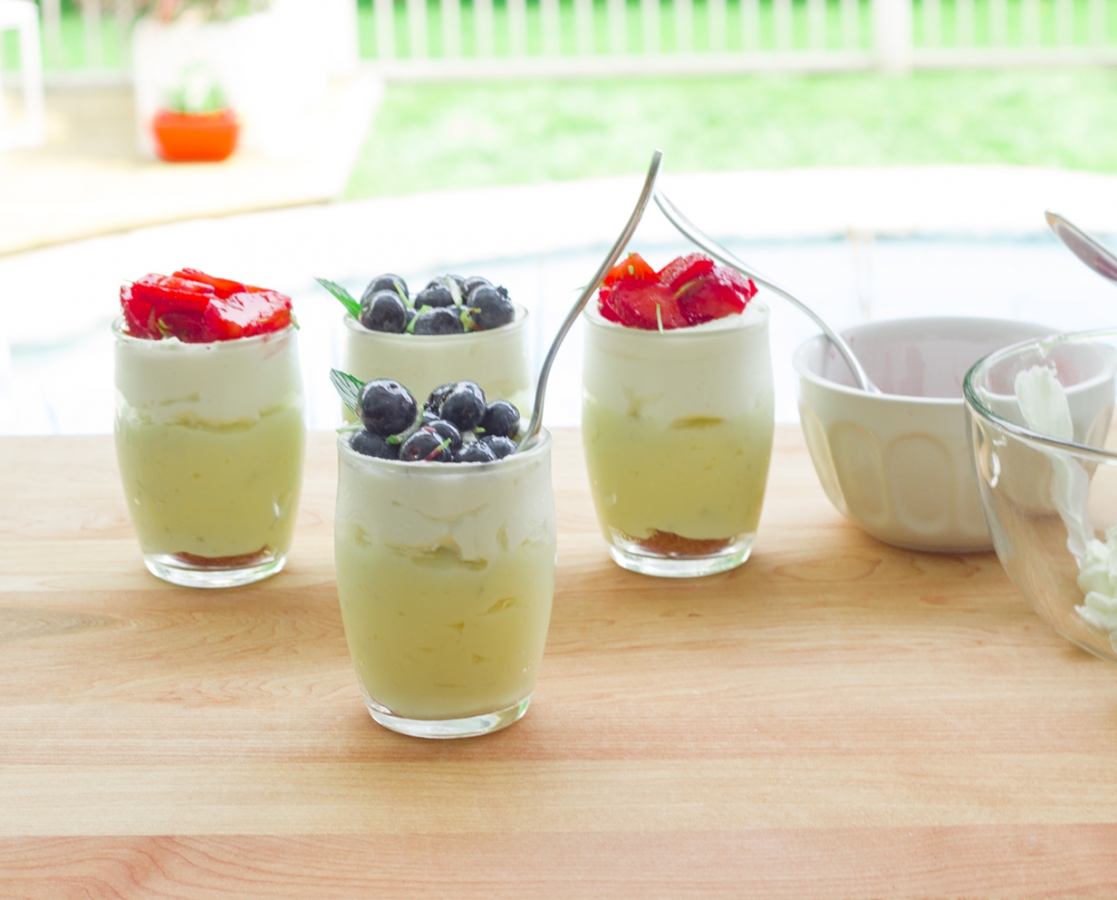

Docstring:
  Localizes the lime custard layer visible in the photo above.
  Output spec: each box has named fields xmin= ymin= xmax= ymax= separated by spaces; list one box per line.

xmin=335 ymin=434 xmax=556 ymax=721
xmin=116 ymin=402 xmax=305 ymax=559
xmin=583 ymin=400 xmax=774 ymax=543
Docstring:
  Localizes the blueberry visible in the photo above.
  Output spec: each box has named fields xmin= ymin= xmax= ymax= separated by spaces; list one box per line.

xmin=462 ymin=276 xmax=492 ymax=301
xmin=421 ymin=409 xmax=440 ymax=426
xmin=359 ymin=290 xmax=408 ymax=333
xmin=350 ymin=429 xmax=399 ymax=459
xmin=400 ymin=427 xmax=452 ymax=462
xmin=428 ymin=418 xmax=463 ymax=453
xmin=482 ymin=435 xmax=518 ymax=459
xmin=425 ymin=382 xmax=457 ymax=414
xmin=413 ymin=307 xmax=464 ymax=335
xmin=454 ymin=441 xmax=497 ymax=463
xmin=415 ymin=280 xmax=456 ymax=309
xmin=469 ymin=285 xmax=515 ymax=330
xmin=440 ymin=381 xmax=486 ymax=431
xmin=479 ymin=400 xmax=520 ymax=439
xmin=359 ymin=379 xmax=417 ymax=438
xmin=362 ymin=273 xmax=408 ymax=304
xmin=446 ymin=274 xmax=467 ymax=295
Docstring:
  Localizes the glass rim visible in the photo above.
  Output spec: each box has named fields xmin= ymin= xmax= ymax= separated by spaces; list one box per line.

xmin=581 ymin=299 xmax=769 ymax=337
xmin=111 ymin=315 xmax=297 ymax=349
xmin=343 ymin=304 xmax=529 ymax=342
xmin=962 ymin=326 xmax=1117 ymax=462
xmin=337 ymin=424 xmax=552 ymax=472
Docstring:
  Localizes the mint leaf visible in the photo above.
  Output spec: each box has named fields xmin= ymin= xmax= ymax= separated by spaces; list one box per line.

xmin=316 ymin=277 xmax=361 ymax=319
xmin=329 ymin=368 xmax=364 ymax=416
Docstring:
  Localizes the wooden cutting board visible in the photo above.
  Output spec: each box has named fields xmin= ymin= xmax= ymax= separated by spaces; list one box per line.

xmin=2 ymin=427 xmax=1116 ymax=898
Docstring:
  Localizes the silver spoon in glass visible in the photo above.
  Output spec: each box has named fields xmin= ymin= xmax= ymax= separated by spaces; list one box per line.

xmin=518 ymin=149 xmax=664 ymax=450
xmin=653 ymin=190 xmax=880 ymax=395
xmin=1046 ymin=210 xmax=1117 ymax=285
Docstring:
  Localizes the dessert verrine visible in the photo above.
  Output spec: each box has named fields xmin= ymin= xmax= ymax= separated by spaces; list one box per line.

xmin=320 ymin=272 xmax=533 ymax=418
xmin=114 ymin=269 xmax=306 ymax=588
xmin=331 ymin=373 xmax=556 ymax=739
xmin=582 ymin=253 xmax=775 ymax=577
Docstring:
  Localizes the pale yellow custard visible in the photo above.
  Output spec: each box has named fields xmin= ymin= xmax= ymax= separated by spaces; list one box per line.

xmin=113 ymin=321 xmax=305 ymax=582
xmin=581 ymin=303 xmax=774 ymax=574
xmin=334 ymin=430 xmax=556 ymax=731
xmin=582 ymin=400 xmax=774 ymax=547
xmin=116 ymin=402 xmax=304 ymax=559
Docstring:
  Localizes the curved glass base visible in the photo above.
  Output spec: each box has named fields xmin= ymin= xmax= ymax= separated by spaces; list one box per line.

xmin=363 ymin=690 xmax=532 ymax=739
xmin=143 ymin=550 xmax=287 ymax=589
xmin=607 ymin=531 xmax=756 ymax=578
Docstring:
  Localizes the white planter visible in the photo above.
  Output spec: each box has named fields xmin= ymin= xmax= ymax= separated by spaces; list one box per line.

xmin=132 ymin=1 xmax=356 ymax=159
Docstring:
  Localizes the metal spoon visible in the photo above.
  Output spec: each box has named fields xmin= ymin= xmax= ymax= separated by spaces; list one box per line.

xmin=1045 ymin=210 xmax=1117 ymax=285
xmin=653 ymin=190 xmax=880 ymax=394
xmin=519 ymin=149 xmax=664 ymax=450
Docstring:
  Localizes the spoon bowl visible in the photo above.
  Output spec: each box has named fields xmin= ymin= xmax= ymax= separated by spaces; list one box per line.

xmin=1046 ymin=211 xmax=1117 ymax=285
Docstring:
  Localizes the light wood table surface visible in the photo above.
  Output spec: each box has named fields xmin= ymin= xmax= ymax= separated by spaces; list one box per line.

xmin=2 ymin=427 xmax=1117 ymax=898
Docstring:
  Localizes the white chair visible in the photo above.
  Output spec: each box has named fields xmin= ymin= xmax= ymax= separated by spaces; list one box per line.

xmin=0 ymin=0 xmax=45 ymax=151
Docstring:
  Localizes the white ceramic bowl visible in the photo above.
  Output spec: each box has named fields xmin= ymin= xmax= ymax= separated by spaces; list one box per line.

xmin=793 ymin=316 xmax=1053 ymax=552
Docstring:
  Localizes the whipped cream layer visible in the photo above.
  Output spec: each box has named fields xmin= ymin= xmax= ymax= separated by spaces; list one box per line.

xmin=582 ymin=302 xmax=772 ymax=424
xmin=114 ymin=321 xmax=304 ymax=425
xmin=335 ymin=429 xmax=554 ymax=562
xmin=343 ymin=308 xmax=533 ymax=416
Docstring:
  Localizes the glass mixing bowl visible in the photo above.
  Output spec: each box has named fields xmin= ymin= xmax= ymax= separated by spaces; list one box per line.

xmin=964 ymin=329 xmax=1117 ymax=661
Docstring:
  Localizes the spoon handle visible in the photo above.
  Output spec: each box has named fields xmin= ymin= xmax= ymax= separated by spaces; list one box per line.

xmin=1046 ymin=211 xmax=1117 ymax=285
xmin=520 ymin=149 xmax=664 ymax=448
xmin=653 ymin=190 xmax=877 ymax=394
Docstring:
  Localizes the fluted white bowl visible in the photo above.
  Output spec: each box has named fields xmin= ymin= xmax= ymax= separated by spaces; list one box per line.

xmin=793 ymin=316 xmax=1052 ymax=553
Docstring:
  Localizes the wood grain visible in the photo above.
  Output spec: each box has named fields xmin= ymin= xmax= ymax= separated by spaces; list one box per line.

xmin=3 ymin=428 xmax=1117 ymax=898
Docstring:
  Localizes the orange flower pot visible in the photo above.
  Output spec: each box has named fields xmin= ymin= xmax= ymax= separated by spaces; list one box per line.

xmin=152 ymin=108 xmax=239 ymax=163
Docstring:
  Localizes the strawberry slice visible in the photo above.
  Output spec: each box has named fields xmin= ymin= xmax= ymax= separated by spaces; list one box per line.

xmin=131 ymin=273 xmax=216 ymax=313
xmin=676 ymin=268 xmax=757 ymax=326
xmin=120 ymin=284 xmax=159 ymax=338
xmin=203 ymin=290 xmax=293 ymax=340
xmin=173 ymin=268 xmax=247 ymax=299
xmin=156 ymin=310 xmax=210 ymax=343
xmin=601 ymin=252 xmax=658 ymax=288
xmin=603 ymin=280 xmax=687 ymax=330
xmin=658 ymin=253 xmax=715 ymax=294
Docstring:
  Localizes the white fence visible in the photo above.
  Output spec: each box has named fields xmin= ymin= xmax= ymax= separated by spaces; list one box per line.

xmin=26 ymin=0 xmax=1117 ymax=81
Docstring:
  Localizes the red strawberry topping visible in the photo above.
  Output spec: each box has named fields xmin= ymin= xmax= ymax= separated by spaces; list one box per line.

xmin=203 ymin=290 xmax=293 ymax=340
xmin=596 ymin=252 xmax=755 ymax=330
xmin=173 ymin=268 xmax=247 ymax=299
xmin=120 ymin=269 xmax=293 ymax=342
xmin=677 ymin=267 xmax=757 ymax=326
xmin=657 ymin=253 xmax=716 ymax=293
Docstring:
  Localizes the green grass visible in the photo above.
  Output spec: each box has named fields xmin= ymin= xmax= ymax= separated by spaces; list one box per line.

xmin=343 ymin=68 xmax=1117 ymax=199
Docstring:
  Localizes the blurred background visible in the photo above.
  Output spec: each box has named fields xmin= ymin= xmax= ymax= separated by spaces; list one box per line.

xmin=3 ymin=0 xmax=1117 ymax=433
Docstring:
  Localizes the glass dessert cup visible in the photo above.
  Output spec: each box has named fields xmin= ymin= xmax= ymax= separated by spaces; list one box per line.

xmin=581 ymin=303 xmax=775 ymax=578
xmin=113 ymin=319 xmax=306 ymax=588
xmin=965 ymin=329 xmax=1117 ymax=661
xmin=342 ymin=307 xmax=533 ymax=420
xmin=334 ymin=428 xmax=557 ymax=738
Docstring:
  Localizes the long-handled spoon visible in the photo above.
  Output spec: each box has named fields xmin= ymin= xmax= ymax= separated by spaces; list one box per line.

xmin=518 ymin=149 xmax=664 ymax=450
xmin=1046 ymin=211 xmax=1117 ymax=285
xmin=653 ymin=190 xmax=880 ymax=395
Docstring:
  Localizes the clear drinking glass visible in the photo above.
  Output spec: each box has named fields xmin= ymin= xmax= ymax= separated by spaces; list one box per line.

xmin=113 ymin=319 xmax=306 ymax=588
xmin=342 ymin=307 xmax=533 ymax=419
xmin=334 ymin=429 xmax=557 ymax=738
xmin=582 ymin=303 xmax=775 ymax=577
